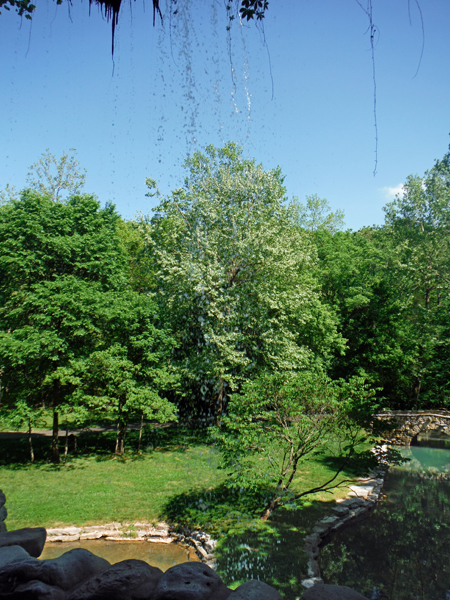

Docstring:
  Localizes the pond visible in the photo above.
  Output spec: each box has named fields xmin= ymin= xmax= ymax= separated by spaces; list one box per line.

xmin=40 ymin=539 xmax=199 ymax=571
xmin=320 ymin=434 xmax=450 ymax=600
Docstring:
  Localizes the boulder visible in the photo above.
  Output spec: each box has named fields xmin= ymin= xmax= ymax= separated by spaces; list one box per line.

xmin=209 ymin=586 xmax=233 ymax=600
xmin=0 ymin=522 xmax=7 ymax=533
xmin=229 ymin=580 xmax=283 ymax=600
xmin=40 ymin=549 xmax=111 ymax=591
xmin=152 ymin=561 xmax=227 ymax=600
xmin=67 ymin=559 xmax=163 ymax=600
xmin=0 ymin=544 xmax=30 ymax=568
xmin=0 ymin=490 xmax=6 ymax=508
xmin=0 ymin=527 xmax=47 ymax=557
xmin=0 ymin=505 xmax=7 ymax=521
xmin=300 ymin=584 xmax=369 ymax=599
xmin=0 ymin=549 xmax=110 ymax=595
xmin=7 ymin=579 xmax=66 ymax=600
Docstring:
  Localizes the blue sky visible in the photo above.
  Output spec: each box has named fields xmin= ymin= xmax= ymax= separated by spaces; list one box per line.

xmin=1 ymin=0 xmax=449 ymax=230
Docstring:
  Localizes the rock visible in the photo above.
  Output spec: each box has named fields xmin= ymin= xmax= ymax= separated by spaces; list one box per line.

xmin=152 ymin=561 xmax=226 ymax=600
xmin=0 ymin=490 xmax=6 ymax=508
xmin=8 ymin=579 xmax=66 ymax=600
xmin=0 ymin=522 xmax=7 ymax=533
xmin=0 ymin=544 xmax=30 ymax=568
xmin=0 ymin=505 xmax=7 ymax=521
xmin=0 ymin=549 xmax=110 ymax=594
xmin=68 ymin=559 xmax=163 ymax=600
xmin=209 ymin=586 xmax=233 ymax=600
xmin=300 ymin=583 xmax=369 ymax=599
xmin=0 ymin=527 xmax=47 ymax=558
xmin=41 ymin=549 xmax=111 ymax=590
xmin=229 ymin=580 xmax=283 ymax=600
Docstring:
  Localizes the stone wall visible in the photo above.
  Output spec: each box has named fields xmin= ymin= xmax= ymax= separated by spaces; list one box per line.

xmin=375 ymin=410 xmax=450 ymax=445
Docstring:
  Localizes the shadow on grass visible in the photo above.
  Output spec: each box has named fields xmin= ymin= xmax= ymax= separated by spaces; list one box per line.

xmin=0 ymin=424 xmax=214 ymax=468
xmin=162 ymin=481 xmax=340 ymax=600
xmin=317 ymin=448 xmax=380 ymax=479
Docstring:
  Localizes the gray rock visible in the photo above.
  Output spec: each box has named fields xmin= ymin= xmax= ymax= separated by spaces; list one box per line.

xmin=41 ymin=549 xmax=111 ymax=590
xmin=300 ymin=583 xmax=369 ymax=599
xmin=0 ymin=522 xmax=7 ymax=533
xmin=152 ymin=561 xmax=226 ymax=600
xmin=0 ymin=490 xmax=5 ymax=508
xmin=0 ymin=505 xmax=7 ymax=521
xmin=0 ymin=544 xmax=30 ymax=568
xmin=7 ymin=579 xmax=66 ymax=600
xmin=209 ymin=586 xmax=233 ymax=600
xmin=0 ymin=527 xmax=47 ymax=557
xmin=229 ymin=580 xmax=283 ymax=600
xmin=0 ymin=549 xmax=110 ymax=594
xmin=67 ymin=559 xmax=163 ymax=600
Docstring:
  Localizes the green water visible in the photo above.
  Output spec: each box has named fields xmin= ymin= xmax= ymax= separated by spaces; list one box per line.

xmin=320 ymin=441 xmax=450 ymax=600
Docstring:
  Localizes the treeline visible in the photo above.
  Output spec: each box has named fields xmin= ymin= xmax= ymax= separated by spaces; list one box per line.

xmin=0 ymin=143 xmax=449 ymax=463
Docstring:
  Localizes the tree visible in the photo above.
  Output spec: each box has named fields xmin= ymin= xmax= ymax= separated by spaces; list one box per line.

xmin=1 ymin=149 xmax=87 ymax=205
xmin=311 ymin=227 xmax=416 ymax=408
xmin=291 ymin=194 xmax=345 ymax=234
xmin=382 ymin=149 xmax=450 ymax=405
xmin=53 ymin=293 xmax=179 ymax=455
xmin=25 ymin=149 xmax=87 ymax=202
xmin=212 ymin=370 xmax=378 ymax=520
xmin=144 ymin=143 xmax=343 ymax=421
xmin=0 ymin=190 xmax=176 ymax=461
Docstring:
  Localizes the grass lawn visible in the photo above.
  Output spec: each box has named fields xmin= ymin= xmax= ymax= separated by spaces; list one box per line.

xmin=0 ymin=425 xmax=372 ymax=599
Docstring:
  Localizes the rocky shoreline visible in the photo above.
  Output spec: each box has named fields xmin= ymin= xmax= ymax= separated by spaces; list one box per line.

xmin=301 ymin=468 xmax=386 ymax=588
xmin=46 ymin=522 xmax=217 ymax=569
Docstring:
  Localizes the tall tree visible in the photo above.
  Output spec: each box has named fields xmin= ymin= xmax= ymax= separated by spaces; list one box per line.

xmin=143 ymin=143 xmax=343 ymax=421
xmin=0 ymin=191 xmax=176 ymax=461
xmin=382 ymin=150 xmax=450 ymax=405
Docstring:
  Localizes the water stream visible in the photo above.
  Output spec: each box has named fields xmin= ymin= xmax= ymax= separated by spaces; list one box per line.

xmin=320 ymin=434 xmax=450 ymax=600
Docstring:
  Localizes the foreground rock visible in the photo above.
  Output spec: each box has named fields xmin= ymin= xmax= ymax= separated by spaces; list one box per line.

xmin=152 ymin=562 xmax=229 ymax=600
xmin=0 ymin=544 xmax=30 ymax=568
xmin=0 ymin=527 xmax=47 ymax=558
xmin=300 ymin=584 xmax=369 ymax=599
xmin=0 ymin=548 xmax=110 ymax=597
xmin=68 ymin=559 xmax=163 ymax=600
xmin=230 ymin=580 xmax=283 ymax=600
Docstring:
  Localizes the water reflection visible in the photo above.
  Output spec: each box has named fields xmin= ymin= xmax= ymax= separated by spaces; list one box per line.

xmin=320 ymin=444 xmax=450 ymax=600
xmin=40 ymin=539 xmax=199 ymax=571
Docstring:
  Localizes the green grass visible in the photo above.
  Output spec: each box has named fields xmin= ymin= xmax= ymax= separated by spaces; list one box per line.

xmin=0 ymin=425 xmax=374 ymax=600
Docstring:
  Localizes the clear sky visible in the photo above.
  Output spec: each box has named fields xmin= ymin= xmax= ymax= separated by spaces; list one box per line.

xmin=1 ymin=0 xmax=449 ymax=231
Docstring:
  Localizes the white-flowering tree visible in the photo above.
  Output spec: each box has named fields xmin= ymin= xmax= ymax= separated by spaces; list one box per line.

xmin=142 ymin=143 xmax=343 ymax=421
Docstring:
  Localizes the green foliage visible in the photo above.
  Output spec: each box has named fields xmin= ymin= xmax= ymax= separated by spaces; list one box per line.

xmin=290 ymin=194 xmax=345 ymax=234
xmin=144 ymin=143 xmax=343 ymax=419
xmin=382 ymin=150 xmax=450 ymax=406
xmin=212 ymin=370 xmax=378 ymax=518
xmin=0 ymin=190 xmax=177 ymax=457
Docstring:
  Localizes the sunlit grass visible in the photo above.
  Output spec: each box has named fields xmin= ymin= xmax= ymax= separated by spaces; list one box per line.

xmin=0 ymin=426 xmax=372 ymax=600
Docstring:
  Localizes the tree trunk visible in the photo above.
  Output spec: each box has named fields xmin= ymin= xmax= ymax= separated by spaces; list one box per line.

xmin=261 ymin=494 xmax=282 ymax=521
xmin=137 ymin=413 xmax=144 ymax=453
xmin=115 ymin=420 xmax=127 ymax=455
xmin=64 ymin=419 xmax=69 ymax=462
xmin=28 ymin=418 xmax=34 ymax=464
xmin=52 ymin=411 xmax=60 ymax=463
